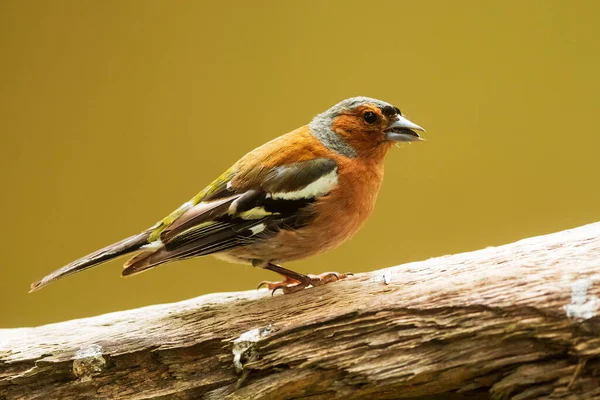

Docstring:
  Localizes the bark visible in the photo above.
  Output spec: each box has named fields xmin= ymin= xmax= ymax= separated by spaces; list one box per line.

xmin=2 ymin=223 xmax=600 ymax=400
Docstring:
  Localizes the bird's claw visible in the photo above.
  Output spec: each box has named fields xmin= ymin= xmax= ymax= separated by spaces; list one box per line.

xmin=265 ymin=271 xmax=353 ymax=296
xmin=271 ymin=281 xmax=310 ymax=295
xmin=310 ymin=272 xmax=353 ymax=286
xmin=257 ymin=275 xmax=300 ymax=291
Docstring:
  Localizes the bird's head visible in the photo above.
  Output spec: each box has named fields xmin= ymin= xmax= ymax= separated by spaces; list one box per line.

xmin=308 ymin=96 xmax=425 ymax=158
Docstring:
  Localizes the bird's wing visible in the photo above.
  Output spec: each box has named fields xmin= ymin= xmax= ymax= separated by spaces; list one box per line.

xmin=122 ymin=157 xmax=338 ymax=275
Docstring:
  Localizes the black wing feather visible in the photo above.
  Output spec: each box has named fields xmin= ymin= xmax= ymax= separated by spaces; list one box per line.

xmin=122 ymin=158 xmax=336 ymax=275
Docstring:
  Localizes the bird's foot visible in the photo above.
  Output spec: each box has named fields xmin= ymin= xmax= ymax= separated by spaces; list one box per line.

xmin=257 ymin=275 xmax=300 ymax=291
xmin=258 ymin=266 xmax=352 ymax=295
xmin=311 ymin=272 xmax=353 ymax=286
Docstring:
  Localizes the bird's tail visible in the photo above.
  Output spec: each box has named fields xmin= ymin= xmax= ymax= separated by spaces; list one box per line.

xmin=29 ymin=228 xmax=153 ymax=292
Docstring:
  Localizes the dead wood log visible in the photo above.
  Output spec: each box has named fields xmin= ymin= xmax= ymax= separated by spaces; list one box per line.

xmin=2 ymin=222 xmax=600 ymax=400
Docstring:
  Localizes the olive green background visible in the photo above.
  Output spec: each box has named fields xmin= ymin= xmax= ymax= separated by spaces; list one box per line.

xmin=1 ymin=1 xmax=599 ymax=328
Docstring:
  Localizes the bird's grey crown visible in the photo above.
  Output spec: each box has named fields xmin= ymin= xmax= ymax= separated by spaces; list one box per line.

xmin=308 ymin=97 xmax=396 ymax=158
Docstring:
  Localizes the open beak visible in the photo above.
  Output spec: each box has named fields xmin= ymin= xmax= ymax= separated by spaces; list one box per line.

xmin=384 ymin=115 xmax=426 ymax=142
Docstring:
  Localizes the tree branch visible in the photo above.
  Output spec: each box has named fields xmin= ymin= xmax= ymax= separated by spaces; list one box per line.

xmin=2 ymin=223 xmax=600 ymax=400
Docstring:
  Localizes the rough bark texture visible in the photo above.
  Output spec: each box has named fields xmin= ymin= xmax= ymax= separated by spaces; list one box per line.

xmin=2 ymin=223 xmax=600 ymax=400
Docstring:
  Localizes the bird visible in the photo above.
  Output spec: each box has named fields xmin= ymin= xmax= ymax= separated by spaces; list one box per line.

xmin=30 ymin=96 xmax=426 ymax=294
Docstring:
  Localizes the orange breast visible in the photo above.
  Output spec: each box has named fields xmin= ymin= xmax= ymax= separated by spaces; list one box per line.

xmin=298 ymin=155 xmax=385 ymax=256
xmin=222 ymin=148 xmax=386 ymax=263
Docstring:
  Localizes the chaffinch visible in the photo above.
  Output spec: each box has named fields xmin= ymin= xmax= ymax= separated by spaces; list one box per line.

xmin=31 ymin=97 xmax=425 ymax=294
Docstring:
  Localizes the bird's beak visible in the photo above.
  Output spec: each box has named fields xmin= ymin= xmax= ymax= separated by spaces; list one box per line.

xmin=384 ymin=116 xmax=426 ymax=142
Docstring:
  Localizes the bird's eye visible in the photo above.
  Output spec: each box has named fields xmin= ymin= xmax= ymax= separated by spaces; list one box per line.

xmin=363 ymin=111 xmax=378 ymax=124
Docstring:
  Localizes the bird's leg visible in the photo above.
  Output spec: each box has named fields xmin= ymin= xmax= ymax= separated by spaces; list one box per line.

xmin=254 ymin=260 xmax=352 ymax=295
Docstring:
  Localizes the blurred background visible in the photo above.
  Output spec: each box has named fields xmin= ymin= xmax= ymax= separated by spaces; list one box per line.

xmin=1 ymin=1 xmax=599 ymax=328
